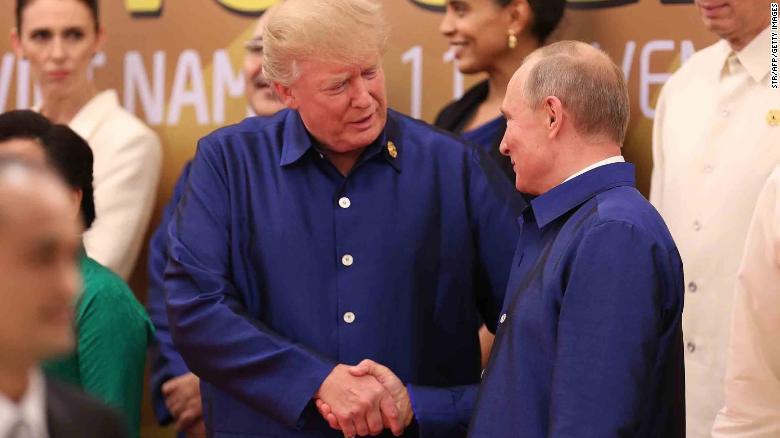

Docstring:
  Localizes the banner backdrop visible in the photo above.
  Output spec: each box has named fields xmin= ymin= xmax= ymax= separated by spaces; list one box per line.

xmin=0 ymin=1 xmax=715 ymax=434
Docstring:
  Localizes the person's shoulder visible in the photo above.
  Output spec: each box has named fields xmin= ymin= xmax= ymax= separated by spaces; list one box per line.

xmin=665 ymin=39 xmax=726 ymax=87
xmin=434 ymin=80 xmax=489 ymax=129
xmin=46 ymin=378 xmax=126 ymax=438
xmin=206 ymin=109 xmax=289 ymax=142
xmin=95 ymin=91 xmax=160 ymax=144
xmin=390 ymin=109 xmax=474 ymax=152
xmin=590 ymin=186 xmax=676 ymax=249
xmin=80 ymin=256 xmax=151 ymax=327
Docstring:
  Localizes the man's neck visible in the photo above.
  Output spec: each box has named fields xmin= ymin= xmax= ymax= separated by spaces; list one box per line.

xmin=726 ymin=20 xmax=769 ymax=52
xmin=0 ymin=362 xmax=34 ymax=403
xmin=547 ymin=141 xmax=623 ymax=190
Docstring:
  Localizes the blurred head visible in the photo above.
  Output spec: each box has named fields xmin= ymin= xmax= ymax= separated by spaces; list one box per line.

xmin=0 ymin=110 xmax=95 ymax=229
xmin=440 ymin=0 xmax=565 ymax=74
xmin=693 ymin=0 xmax=770 ymax=50
xmin=11 ymin=0 xmax=104 ymax=101
xmin=243 ymin=5 xmax=286 ymax=116
xmin=0 ymin=159 xmax=82 ymax=367
xmin=500 ymin=41 xmax=629 ymax=194
xmin=264 ymin=0 xmax=388 ymax=152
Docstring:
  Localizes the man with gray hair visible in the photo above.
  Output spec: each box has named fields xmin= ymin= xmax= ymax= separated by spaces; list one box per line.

xmin=468 ymin=41 xmax=685 ymax=437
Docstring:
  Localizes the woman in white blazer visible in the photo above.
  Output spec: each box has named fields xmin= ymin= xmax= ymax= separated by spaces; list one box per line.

xmin=11 ymin=0 xmax=162 ymax=279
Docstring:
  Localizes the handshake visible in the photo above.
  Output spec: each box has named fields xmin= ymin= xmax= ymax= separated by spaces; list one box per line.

xmin=314 ymin=359 xmax=414 ymax=437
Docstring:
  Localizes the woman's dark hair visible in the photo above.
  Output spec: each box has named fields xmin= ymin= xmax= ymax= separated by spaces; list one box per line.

xmin=496 ymin=0 xmax=565 ymax=44
xmin=0 ymin=110 xmax=96 ymax=229
xmin=16 ymin=0 xmax=100 ymax=31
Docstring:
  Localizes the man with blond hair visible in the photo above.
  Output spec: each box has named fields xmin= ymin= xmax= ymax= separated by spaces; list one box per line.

xmin=468 ymin=41 xmax=685 ymax=437
xmin=163 ymin=0 xmax=522 ymax=437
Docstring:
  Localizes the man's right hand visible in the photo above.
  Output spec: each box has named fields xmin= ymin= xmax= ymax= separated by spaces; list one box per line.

xmin=315 ymin=364 xmax=402 ymax=437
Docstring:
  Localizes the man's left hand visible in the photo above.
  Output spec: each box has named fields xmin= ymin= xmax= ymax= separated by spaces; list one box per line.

xmin=316 ymin=359 xmax=414 ymax=436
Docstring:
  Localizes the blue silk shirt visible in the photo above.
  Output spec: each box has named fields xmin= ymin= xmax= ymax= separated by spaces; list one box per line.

xmin=164 ymin=109 xmax=524 ymax=437
xmin=147 ymin=161 xmax=193 ymax=427
xmin=468 ymin=163 xmax=686 ymax=438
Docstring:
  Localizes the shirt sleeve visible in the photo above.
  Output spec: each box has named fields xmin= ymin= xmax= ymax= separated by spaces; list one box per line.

xmin=147 ymin=163 xmax=193 ymax=426
xmin=407 ymin=385 xmax=477 ymax=438
xmin=76 ymin=284 xmax=150 ymax=438
xmin=83 ymin=128 xmax=162 ymax=279
xmin=712 ymin=169 xmax=780 ymax=437
xmin=407 ymin=147 xmax=522 ymax=438
xmin=548 ymin=221 xmax=682 ymax=437
xmin=164 ymin=137 xmax=335 ymax=429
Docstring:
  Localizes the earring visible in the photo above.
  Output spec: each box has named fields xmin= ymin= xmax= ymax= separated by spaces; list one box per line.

xmin=508 ymin=32 xmax=518 ymax=50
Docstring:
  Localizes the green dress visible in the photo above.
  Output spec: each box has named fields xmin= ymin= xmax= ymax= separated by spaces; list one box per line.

xmin=43 ymin=251 xmax=153 ymax=438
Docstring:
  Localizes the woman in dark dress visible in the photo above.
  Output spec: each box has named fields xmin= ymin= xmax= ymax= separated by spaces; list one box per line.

xmin=436 ymin=0 xmax=566 ymax=182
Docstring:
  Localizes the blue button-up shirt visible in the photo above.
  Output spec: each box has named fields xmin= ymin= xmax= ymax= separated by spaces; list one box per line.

xmin=469 ymin=163 xmax=685 ymax=438
xmin=147 ymin=161 xmax=193 ymax=427
xmin=165 ymin=109 xmax=523 ymax=437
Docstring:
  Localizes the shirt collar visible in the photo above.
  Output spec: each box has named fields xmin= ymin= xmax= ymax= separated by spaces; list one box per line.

xmin=531 ymin=162 xmax=636 ymax=228
xmin=562 ymin=155 xmax=625 ymax=184
xmin=718 ymin=25 xmax=772 ymax=83
xmin=0 ymin=369 xmax=48 ymax=438
xmin=279 ymin=109 xmax=402 ymax=173
xmin=68 ymin=90 xmax=118 ymax=141
xmin=737 ymin=25 xmax=771 ymax=82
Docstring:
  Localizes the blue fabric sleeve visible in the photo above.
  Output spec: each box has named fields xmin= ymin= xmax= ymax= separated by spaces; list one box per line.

xmin=147 ymin=162 xmax=193 ymax=425
xmin=549 ymin=221 xmax=670 ymax=437
xmin=164 ymin=138 xmax=335 ymax=429
xmin=407 ymin=384 xmax=477 ymax=438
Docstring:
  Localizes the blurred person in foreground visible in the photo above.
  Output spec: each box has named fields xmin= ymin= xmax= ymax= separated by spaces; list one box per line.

xmin=11 ymin=0 xmax=162 ymax=279
xmin=0 ymin=110 xmax=152 ymax=438
xmin=468 ymin=41 xmax=686 ymax=437
xmin=650 ymin=0 xmax=778 ymax=434
xmin=146 ymin=6 xmax=286 ymax=437
xmin=711 ymin=165 xmax=780 ymax=437
xmin=163 ymin=0 xmax=522 ymax=436
xmin=0 ymin=156 xmax=124 ymax=438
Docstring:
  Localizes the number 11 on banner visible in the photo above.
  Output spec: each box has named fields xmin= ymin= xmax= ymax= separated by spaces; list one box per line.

xmin=401 ymin=46 xmax=464 ymax=120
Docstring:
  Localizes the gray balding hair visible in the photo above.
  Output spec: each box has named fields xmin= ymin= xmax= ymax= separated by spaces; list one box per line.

xmin=522 ymin=41 xmax=630 ymax=144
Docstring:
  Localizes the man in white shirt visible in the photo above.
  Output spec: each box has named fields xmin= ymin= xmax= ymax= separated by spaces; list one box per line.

xmin=650 ymin=0 xmax=779 ymax=435
xmin=0 ymin=146 xmax=122 ymax=435
xmin=711 ymin=166 xmax=780 ymax=437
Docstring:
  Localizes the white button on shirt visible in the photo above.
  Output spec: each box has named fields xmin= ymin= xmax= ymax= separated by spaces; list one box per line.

xmin=341 ymin=254 xmax=353 ymax=267
xmin=0 ymin=370 xmax=48 ymax=438
xmin=651 ymin=26 xmax=780 ymax=437
xmin=343 ymin=312 xmax=356 ymax=324
xmin=338 ymin=197 xmax=351 ymax=209
xmin=712 ymin=167 xmax=780 ymax=437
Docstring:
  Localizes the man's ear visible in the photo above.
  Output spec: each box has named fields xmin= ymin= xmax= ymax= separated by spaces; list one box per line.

xmin=273 ymin=82 xmax=296 ymax=109
xmin=543 ymin=96 xmax=564 ymax=139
